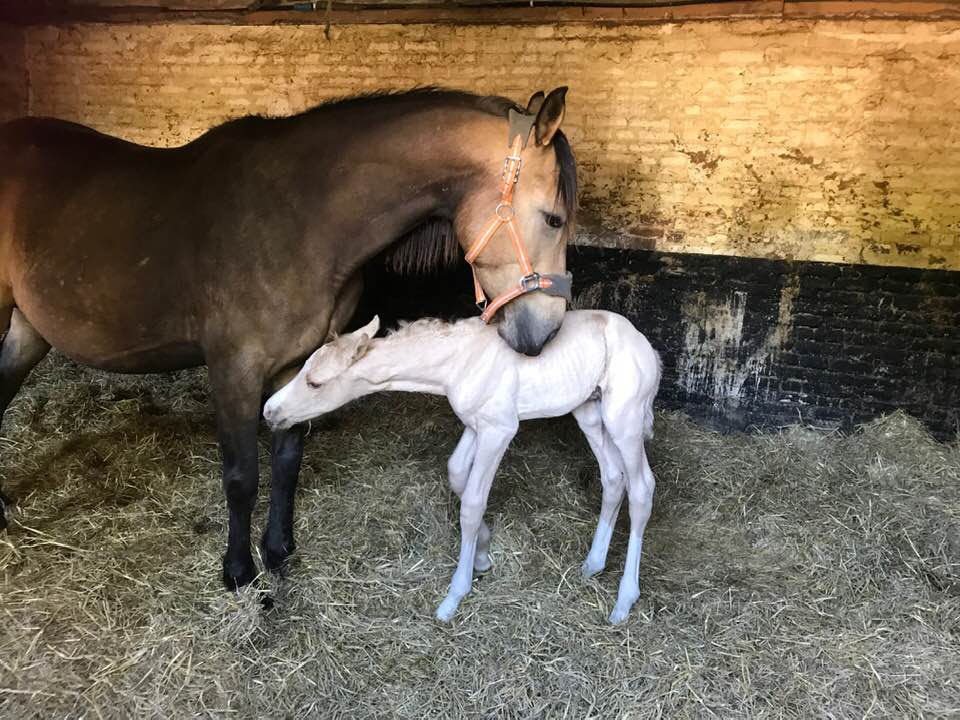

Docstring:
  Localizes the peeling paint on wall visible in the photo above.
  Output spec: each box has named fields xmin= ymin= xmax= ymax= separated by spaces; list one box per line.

xmin=678 ymin=276 xmax=799 ymax=407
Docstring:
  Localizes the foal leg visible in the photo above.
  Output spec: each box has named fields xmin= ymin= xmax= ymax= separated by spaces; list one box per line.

xmin=446 ymin=427 xmax=492 ymax=573
xmin=436 ymin=425 xmax=515 ymax=622
xmin=572 ymin=401 xmax=626 ymax=578
xmin=606 ymin=433 xmax=656 ymax=625
xmin=262 ymin=424 xmax=305 ymax=572
xmin=207 ymin=356 xmax=265 ymax=589
xmin=0 ymin=309 xmax=51 ymax=529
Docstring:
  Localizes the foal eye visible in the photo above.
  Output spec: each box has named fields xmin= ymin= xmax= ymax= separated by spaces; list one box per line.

xmin=544 ymin=213 xmax=565 ymax=229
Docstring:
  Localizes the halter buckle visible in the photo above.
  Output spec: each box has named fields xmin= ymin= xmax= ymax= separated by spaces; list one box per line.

xmin=500 ymin=156 xmax=523 ymax=186
xmin=495 ymin=203 xmax=515 ymax=221
xmin=520 ymin=272 xmax=542 ymax=293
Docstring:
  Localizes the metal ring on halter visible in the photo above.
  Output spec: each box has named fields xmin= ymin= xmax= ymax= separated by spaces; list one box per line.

xmin=495 ymin=203 xmax=515 ymax=221
xmin=520 ymin=272 xmax=542 ymax=293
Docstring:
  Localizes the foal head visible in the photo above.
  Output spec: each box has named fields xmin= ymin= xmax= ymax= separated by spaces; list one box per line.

xmin=454 ymin=88 xmax=576 ymax=356
xmin=264 ymin=316 xmax=381 ymax=430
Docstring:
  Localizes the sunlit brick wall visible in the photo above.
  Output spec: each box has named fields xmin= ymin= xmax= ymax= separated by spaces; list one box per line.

xmin=17 ymin=19 xmax=960 ymax=270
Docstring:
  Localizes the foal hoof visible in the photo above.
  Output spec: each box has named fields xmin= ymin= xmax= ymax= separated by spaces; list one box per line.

xmin=435 ymin=594 xmax=463 ymax=623
xmin=581 ymin=558 xmax=605 ymax=579
xmin=608 ymin=604 xmax=631 ymax=625
xmin=473 ymin=552 xmax=493 ymax=574
xmin=608 ymin=591 xmax=640 ymax=625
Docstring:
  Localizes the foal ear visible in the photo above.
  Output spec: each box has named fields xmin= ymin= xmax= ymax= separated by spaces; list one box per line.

xmin=357 ymin=314 xmax=380 ymax=340
xmin=345 ymin=315 xmax=379 ymax=365
xmin=525 ymin=91 xmax=545 ymax=116
xmin=534 ymin=86 xmax=567 ymax=147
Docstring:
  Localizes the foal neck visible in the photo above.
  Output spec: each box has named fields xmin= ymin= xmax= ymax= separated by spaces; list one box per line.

xmin=353 ymin=319 xmax=486 ymax=395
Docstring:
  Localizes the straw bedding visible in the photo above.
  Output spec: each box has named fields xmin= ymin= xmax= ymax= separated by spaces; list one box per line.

xmin=1 ymin=353 xmax=958 ymax=718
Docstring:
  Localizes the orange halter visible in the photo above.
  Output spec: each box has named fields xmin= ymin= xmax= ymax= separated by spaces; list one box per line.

xmin=464 ymin=110 xmax=572 ymax=324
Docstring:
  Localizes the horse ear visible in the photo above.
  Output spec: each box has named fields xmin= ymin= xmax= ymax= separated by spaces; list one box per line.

xmin=525 ymin=91 xmax=545 ymax=116
xmin=534 ymin=86 xmax=567 ymax=147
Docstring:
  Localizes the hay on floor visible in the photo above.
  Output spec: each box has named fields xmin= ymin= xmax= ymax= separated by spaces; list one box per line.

xmin=1 ymin=353 xmax=958 ymax=718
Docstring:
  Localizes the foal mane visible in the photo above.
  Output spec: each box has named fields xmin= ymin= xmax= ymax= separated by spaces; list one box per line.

xmin=387 ymin=316 xmax=482 ymax=340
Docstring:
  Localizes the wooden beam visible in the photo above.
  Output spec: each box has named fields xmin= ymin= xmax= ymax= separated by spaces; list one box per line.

xmin=3 ymin=0 xmax=959 ymax=25
xmin=784 ymin=1 xmax=960 ymax=18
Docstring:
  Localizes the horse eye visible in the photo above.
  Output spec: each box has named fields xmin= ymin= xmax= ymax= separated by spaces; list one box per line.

xmin=545 ymin=213 xmax=565 ymax=229
xmin=307 ymin=378 xmax=324 ymax=390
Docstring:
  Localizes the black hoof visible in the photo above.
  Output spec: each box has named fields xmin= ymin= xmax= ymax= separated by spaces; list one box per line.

xmin=0 ymin=491 xmax=11 ymax=531
xmin=222 ymin=554 xmax=256 ymax=590
xmin=261 ymin=534 xmax=296 ymax=574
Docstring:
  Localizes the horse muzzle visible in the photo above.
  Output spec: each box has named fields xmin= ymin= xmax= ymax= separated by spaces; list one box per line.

xmin=498 ymin=296 xmax=565 ymax=357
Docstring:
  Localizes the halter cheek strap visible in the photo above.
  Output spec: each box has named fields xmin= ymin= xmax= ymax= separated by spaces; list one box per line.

xmin=465 ymin=108 xmax=573 ymax=324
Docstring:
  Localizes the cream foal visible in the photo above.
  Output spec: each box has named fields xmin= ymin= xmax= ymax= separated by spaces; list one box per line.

xmin=263 ymin=310 xmax=661 ymax=624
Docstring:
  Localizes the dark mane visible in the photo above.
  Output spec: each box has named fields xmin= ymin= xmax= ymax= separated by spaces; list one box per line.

xmin=303 ymin=87 xmax=521 ymax=119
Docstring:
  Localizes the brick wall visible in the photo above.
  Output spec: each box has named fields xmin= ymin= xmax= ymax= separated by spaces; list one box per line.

xmin=0 ymin=26 xmax=25 ymax=122
xmin=17 ymin=19 xmax=960 ymax=271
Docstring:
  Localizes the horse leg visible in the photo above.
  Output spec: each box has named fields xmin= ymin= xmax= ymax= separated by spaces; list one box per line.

xmin=208 ymin=357 xmax=264 ymax=589
xmin=0 ymin=308 xmax=51 ymax=529
xmin=261 ymin=424 xmax=305 ymax=572
xmin=446 ymin=427 xmax=493 ymax=573
xmin=261 ymin=276 xmax=362 ymax=572
xmin=436 ymin=424 xmax=515 ymax=622
xmin=572 ymin=400 xmax=626 ymax=579
xmin=605 ymin=425 xmax=655 ymax=625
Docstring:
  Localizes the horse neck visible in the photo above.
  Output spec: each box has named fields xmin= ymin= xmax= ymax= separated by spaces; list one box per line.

xmin=290 ymin=106 xmax=505 ymax=276
xmin=350 ymin=323 xmax=482 ymax=396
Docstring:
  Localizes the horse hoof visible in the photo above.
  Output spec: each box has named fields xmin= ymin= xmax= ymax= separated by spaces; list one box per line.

xmin=221 ymin=555 xmax=256 ymax=590
xmin=261 ymin=535 xmax=295 ymax=573
xmin=0 ymin=492 xmax=9 ymax=531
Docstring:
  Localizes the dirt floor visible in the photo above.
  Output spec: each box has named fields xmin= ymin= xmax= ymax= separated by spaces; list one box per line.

xmin=0 ymin=352 xmax=958 ymax=719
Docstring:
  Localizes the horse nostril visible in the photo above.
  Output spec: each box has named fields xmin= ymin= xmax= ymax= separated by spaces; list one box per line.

xmin=521 ymin=337 xmax=543 ymax=357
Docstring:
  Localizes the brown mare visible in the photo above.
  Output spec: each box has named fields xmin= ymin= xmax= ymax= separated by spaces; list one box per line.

xmin=0 ymin=87 xmax=577 ymax=589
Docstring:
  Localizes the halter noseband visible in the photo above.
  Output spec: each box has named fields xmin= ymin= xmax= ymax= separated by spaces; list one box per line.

xmin=465 ymin=109 xmax=573 ymax=324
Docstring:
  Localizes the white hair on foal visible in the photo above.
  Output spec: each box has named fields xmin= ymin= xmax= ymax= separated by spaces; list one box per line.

xmin=264 ymin=310 xmax=661 ymax=624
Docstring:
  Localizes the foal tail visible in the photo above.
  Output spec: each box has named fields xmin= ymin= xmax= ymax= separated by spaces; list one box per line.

xmin=641 ymin=349 xmax=663 ymax=441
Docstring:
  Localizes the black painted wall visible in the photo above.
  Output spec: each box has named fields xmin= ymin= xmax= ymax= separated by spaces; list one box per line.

xmin=359 ymin=247 xmax=960 ymax=440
